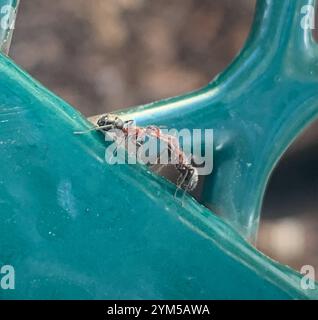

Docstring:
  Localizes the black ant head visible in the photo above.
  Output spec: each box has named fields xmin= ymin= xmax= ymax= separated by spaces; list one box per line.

xmin=186 ymin=168 xmax=199 ymax=191
xmin=97 ymin=115 xmax=111 ymax=127
xmin=97 ymin=114 xmax=130 ymax=132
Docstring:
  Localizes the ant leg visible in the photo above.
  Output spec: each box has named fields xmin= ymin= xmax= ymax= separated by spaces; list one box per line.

xmin=174 ymin=170 xmax=188 ymax=198
xmin=174 ymin=186 xmax=182 ymax=199
xmin=178 ymin=168 xmax=194 ymax=205
xmin=181 ymin=172 xmax=193 ymax=204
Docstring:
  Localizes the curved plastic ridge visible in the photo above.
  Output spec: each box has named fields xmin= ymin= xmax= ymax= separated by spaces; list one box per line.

xmin=106 ymin=0 xmax=318 ymax=241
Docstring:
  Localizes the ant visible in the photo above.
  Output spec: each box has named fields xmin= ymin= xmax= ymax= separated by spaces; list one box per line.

xmin=75 ymin=114 xmax=199 ymax=198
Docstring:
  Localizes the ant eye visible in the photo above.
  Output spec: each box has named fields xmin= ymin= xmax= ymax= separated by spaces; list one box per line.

xmin=98 ymin=115 xmax=110 ymax=127
xmin=97 ymin=118 xmax=105 ymax=126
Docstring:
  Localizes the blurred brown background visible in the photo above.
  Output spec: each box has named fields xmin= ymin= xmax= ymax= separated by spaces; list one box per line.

xmin=10 ymin=0 xmax=318 ymax=278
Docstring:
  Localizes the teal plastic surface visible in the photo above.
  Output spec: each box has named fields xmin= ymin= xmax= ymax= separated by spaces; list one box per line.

xmin=0 ymin=0 xmax=317 ymax=299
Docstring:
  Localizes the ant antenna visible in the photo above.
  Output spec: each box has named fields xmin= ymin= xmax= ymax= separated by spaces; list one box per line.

xmin=74 ymin=124 xmax=114 ymax=135
xmin=174 ymin=171 xmax=187 ymax=199
xmin=124 ymin=120 xmax=134 ymax=127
